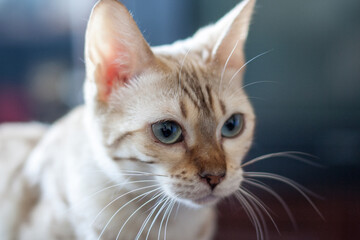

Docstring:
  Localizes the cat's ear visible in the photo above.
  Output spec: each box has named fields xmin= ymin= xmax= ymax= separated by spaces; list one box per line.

xmin=85 ymin=0 xmax=155 ymax=102
xmin=211 ymin=0 xmax=255 ymax=69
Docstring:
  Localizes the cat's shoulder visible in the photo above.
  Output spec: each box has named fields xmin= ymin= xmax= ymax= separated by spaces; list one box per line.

xmin=0 ymin=122 xmax=48 ymax=172
xmin=0 ymin=122 xmax=48 ymax=144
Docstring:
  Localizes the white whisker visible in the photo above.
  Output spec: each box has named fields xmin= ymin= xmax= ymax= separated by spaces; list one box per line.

xmin=243 ymin=191 xmax=270 ymax=239
xmin=178 ymin=48 xmax=192 ymax=96
xmin=241 ymin=151 xmax=322 ymax=168
xmin=228 ymin=50 xmax=273 ymax=87
xmin=219 ymin=40 xmax=239 ymax=97
xmin=69 ymin=179 xmax=158 ymax=213
xmin=92 ymin=184 xmax=160 ymax=226
xmin=243 ymin=178 xmax=298 ymax=230
xmin=244 ymin=172 xmax=324 ymax=219
xmin=146 ymin=198 xmax=171 ymax=240
xmin=158 ymin=198 xmax=175 ymax=240
xmin=135 ymin=195 xmax=167 ymax=240
xmin=240 ymin=186 xmax=280 ymax=235
xmin=174 ymin=202 xmax=181 ymax=219
xmin=226 ymin=81 xmax=277 ymax=101
xmin=96 ymin=187 xmax=161 ymax=240
xmin=241 ymin=80 xmax=277 ymax=91
xmin=240 ymin=186 xmax=275 ymax=216
xmin=235 ymin=191 xmax=264 ymax=240
xmin=164 ymin=201 xmax=176 ymax=240
xmin=118 ymin=192 xmax=165 ymax=240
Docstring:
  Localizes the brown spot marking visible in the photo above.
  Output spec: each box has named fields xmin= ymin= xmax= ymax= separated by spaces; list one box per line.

xmin=176 ymin=183 xmax=183 ymax=187
xmin=181 ymin=170 xmax=187 ymax=174
xmin=182 ymin=177 xmax=188 ymax=180
xmin=175 ymin=174 xmax=181 ymax=178
xmin=220 ymin=100 xmax=226 ymax=115
xmin=180 ymin=100 xmax=187 ymax=118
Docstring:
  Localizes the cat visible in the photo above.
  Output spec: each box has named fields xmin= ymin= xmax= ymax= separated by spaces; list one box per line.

xmin=0 ymin=0 xmax=257 ymax=239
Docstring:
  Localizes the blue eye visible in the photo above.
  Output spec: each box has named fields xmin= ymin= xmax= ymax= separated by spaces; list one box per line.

xmin=221 ymin=114 xmax=244 ymax=138
xmin=152 ymin=121 xmax=183 ymax=144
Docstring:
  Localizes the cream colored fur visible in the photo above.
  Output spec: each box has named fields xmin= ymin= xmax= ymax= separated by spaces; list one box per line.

xmin=0 ymin=0 xmax=256 ymax=239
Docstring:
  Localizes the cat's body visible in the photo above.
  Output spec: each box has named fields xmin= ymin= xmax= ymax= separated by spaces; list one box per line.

xmin=0 ymin=0 xmax=256 ymax=239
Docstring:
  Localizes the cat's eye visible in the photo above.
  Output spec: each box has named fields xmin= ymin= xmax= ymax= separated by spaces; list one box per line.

xmin=221 ymin=113 xmax=244 ymax=138
xmin=151 ymin=121 xmax=183 ymax=144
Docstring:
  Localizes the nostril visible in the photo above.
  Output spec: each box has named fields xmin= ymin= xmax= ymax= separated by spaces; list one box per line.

xmin=199 ymin=172 xmax=226 ymax=190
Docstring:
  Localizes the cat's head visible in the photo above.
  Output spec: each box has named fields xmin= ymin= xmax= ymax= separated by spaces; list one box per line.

xmin=84 ymin=0 xmax=256 ymax=207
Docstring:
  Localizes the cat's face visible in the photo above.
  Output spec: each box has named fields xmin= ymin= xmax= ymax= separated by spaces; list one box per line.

xmin=84 ymin=0 xmax=256 ymax=207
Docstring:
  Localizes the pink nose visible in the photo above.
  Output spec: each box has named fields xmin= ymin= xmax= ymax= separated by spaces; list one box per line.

xmin=199 ymin=172 xmax=226 ymax=190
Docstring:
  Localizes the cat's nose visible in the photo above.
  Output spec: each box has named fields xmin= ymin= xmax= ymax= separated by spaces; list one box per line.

xmin=199 ymin=172 xmax=226 ymax=190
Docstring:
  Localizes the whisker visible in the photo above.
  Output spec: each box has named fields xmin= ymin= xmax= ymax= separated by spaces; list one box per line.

xmin=178 ymin=48 xmax=192 ymax=96
xmin=233 ymin=192 xmax=256 ymax=233
xmin=158 ymin=198 xmax=174 ymax=240
xmin=228 ymin=50 xmax=273 ymax=87
xmin=240 ymin=186 xmax=276 ymax=217
xmin=174 ymin=202 xmax=181 ymax=219
xmin=227 ymin=90 xmax=267 ymax=102
xmin=242 ymin=190 xmax=270 ymax=239
xmin=134 ymin=195 xmax=167 ymax=240
xmin=244 ymin=172 xmax=323 ymax=199
xmin=244 ymin=172 xmax=324 ymax=220
xmin=162 ymin=199 xmax=176 ymax=240
xmin=120 ymin=173 xmax=168 ymax=177
xmin=241 ymin=151 xmax=322 ymax=168
xmin=84 ymin=169 xmax=169 ymax=178
xmin=117 ymin=170 xmax=158 ymax=174
xmin=240 ymin=186 xmax=280 ymax=235
xmin=91 ymin=184 xmax=161 ymax=227
xmin=146 ymin=198 xmax=171 ymax=240
xmin=241 ymin=80 xmax=277 ymax=91
xmin=119 ymin=170 xmax=169 ymax=177
xmin=219 ymin=40 xmax=239 ymax=97
xmin=96 ymin=186 xmax=161 ymax=240
xmin=235 ymin=191 xmax=264 ymax=240
xmin=69 ymin=179 xmax=159 ymax=212
xmin=164 ymin=201 xmax=176 ymax=240
xmin=118 ymin=192 xmax=165 ymax=240
xmin=243 ymin=178 xmax=298 ymax=230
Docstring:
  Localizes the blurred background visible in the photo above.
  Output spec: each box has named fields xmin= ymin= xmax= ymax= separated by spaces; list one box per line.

xmin=0 ymin=0 xmax=359 ymax=239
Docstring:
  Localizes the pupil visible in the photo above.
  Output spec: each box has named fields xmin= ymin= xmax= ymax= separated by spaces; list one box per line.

xmin=227 ymin=118 xmax=236 ymax=130
xmin=162 ymin=123 xmax=174 ymax=138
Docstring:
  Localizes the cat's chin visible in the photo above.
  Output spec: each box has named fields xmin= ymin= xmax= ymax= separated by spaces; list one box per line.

xmin=193 ymin=194 xmax=220 ymax=205
xmin=178 ymin=194 xmax=221 ymax=208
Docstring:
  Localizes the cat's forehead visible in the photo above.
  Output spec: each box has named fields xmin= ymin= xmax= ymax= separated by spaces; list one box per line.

xmin=155 ymin=53 xmax=247 ymax=110
xmin=156 ymin=53 xmax=220 ymax=90
xmin=110 ymin=52 xmax=250 ymax=131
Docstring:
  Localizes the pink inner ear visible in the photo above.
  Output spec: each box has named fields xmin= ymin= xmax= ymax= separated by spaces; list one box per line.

xmin=103 ymin=64 xmax=129 ymax=99
xmin=101 ymin=49 xmax=131 ymax=101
